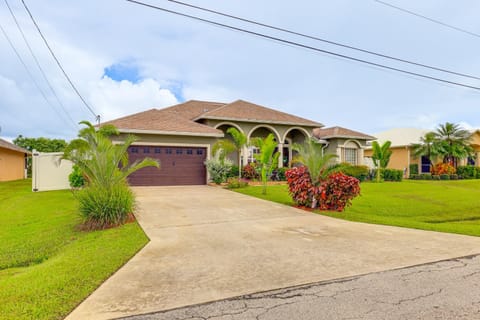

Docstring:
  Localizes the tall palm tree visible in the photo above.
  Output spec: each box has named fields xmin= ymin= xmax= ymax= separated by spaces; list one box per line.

xmin=211 ymin=139 xmax=236 ymax=164
xmin=433 ymin=122 xmax=472 ymax=165
xmin=411 ymin=132 xmax=440 ymax=170
xmin=251 ymin=134 xmax=280 ymax=195
xmin=292 ymin=138 xmax=337 ymax=207
xmin=63 ymin=121 xmax=159 ymax=187
xmin=371 ymin=140 xmax=392 ymax=182
xmin=211 ymin=128 xmax=247 ymax=175
xmin=227 ymin=127 xmax=248 ymax=178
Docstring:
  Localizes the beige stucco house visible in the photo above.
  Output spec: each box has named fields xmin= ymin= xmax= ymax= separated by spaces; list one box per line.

xmin=0 ymin=138 xmax=29 ymax=182
xmin=364 ymin=128 xmax=480 ymax=175
xmin=102 ymin=99 xmax=373 ymax=186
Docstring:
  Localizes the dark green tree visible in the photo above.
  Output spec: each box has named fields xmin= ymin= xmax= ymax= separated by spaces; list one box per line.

xmin=371 ymin=141 xmax=392 ymax=182
xmin=13 ymin=135 xmax=67 ymax=152
xmin=433 ymin=122 xmax=472 ymax=165
xmin=13 ymin=135 xmax=67 ymax=176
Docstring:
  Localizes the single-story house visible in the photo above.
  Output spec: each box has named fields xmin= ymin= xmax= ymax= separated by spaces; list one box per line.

xmin=313 ymin=126 xmax=375 ymax=166
xmin=102 ymin=99 xmax=373 ymax=186
xmin=0 ymin=138 xmax=30 ymax=182
xmin=364 ymin=128 xmax=480 ymax=175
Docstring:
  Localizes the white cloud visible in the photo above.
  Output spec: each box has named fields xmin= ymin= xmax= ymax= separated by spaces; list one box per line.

xmin=89 ymin=76 xmax=179 ymax=121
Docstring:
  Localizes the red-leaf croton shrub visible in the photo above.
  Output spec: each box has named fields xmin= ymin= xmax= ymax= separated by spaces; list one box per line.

xmin=285 ymin=166 xmax=317 ymax=207
xmin=318 ymin=172 xmax=361 ymax=211
xmin=286 ymin=167 xmax=360 ymax=212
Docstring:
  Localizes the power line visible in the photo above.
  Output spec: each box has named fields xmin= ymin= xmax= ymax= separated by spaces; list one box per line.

xmin=3 ymin=0 xmax=77 ymax=128
xmin=164 ymin=0 xmax=480 ymax=81
xmin=20 ymin=0 xmax=100 ymax=122
xmin=374 ymin=0 xmax=480 ymax=39
xmin=126 ymin=0 xmax=480 ymax=91
xmin=0 ymin=22 xmax=77 ymax=129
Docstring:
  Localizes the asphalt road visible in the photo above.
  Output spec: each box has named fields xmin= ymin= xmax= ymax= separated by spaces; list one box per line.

xmin=122 ymin=254 xmax=480 ymax=320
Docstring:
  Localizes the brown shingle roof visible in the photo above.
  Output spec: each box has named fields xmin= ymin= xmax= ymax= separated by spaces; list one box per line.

xmin=160 ymin=100 xmax=226 ymax=120
xmin=101 ymin=99 xmax=323 ymax=136
xmin=101 ymin=107 xmax=224 ymax=137
xmin=198 ymin=99 xmax=322 ymax=127
xmin=0 ymin=138 xmax=30 ymax=154
xmin=313 ymin=126 xmax=375 ymax=140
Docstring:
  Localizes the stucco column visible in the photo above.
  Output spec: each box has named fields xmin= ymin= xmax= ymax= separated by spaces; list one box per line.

xmin=476 ymin=152 xmax=480 ymax=166
xmin=277 ymin=143 xmax=283 ymax=168
xmin=336 ymin=147 xmax=342 ymax=164
xmin=358 ymin=148 xmax=364 ymax=165
xmin=288 ymin=145 xmax=293 ymax=167
xmin=242 ymin=146 xmax=249 ymax=166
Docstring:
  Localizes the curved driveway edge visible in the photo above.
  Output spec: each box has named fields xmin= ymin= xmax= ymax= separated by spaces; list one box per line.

xmin=66 ymin=186 xmax=480 ymax=320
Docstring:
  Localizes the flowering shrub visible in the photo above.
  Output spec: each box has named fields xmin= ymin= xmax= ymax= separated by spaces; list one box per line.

xmin=242 ymin=163 xmax=260 ymax=180
xmin=431 ymin=163 xmax=456 ymax=175
xmin=226 ymin=177 xmax=249 ymax=189
xmin=318 ymin=173 xmax=360 ymax=211
xmin=285 ymin=166 xmax=316 ymax=207
xmin=286 ymin=167 xmax=360 ymax=211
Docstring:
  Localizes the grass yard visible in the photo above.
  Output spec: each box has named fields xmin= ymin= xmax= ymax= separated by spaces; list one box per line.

xmin=0 ymin=179 xmax=149 ymax=320
xmin=235 ymin=180 xmax=480 ymax=237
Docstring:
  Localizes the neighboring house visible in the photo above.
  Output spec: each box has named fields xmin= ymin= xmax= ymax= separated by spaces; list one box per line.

xmin=102 ymin=99 xmax=373 ymax=186
xmin=0 ymin=138 xmax=30 ymax=182
xmin=313 ymin=126 xmax=375 ymax=166
xmin=364 ymin=128 xmax=480 ymax=175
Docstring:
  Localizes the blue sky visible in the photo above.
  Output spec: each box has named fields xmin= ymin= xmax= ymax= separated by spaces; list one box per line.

xmin=103 ymin=60 xmax=142 ymax=84
xmin=1 ymin=0 xmax=480 ymax=140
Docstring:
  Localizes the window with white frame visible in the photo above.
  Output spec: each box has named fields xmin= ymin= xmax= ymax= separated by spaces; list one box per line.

xmin=343 ymin=148 xmax=358 ymax=165
xmin=247 ymin=146 xmax=260 ymax=163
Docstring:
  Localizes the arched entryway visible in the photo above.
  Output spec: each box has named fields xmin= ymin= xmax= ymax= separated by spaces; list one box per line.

xmin=214 ymin=122 xmax=245 ymax=166
xmin=247 ymin=125 xmax=282 ymax=166
xmin=282 ymin=127 xmax=310 ymax=167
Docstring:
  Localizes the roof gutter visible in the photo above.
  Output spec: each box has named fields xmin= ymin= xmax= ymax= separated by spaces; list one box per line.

xmin=118 ymin=128 xmax=224 ymax=138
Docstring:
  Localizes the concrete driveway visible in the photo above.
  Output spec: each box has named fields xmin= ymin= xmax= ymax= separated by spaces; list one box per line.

xmin=66 ymin=186 xmax=480 ymax=320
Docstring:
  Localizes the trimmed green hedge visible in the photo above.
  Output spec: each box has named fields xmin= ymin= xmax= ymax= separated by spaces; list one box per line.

xmin=382 ymin=169 xmax=403 ymax=182
xmin=336 ymin=164 xmax=370 ymax=182
xmin=409 ymin=164 xmax=419 ymax=175
xmin=456 ymin=165 xmax=477 ymax=179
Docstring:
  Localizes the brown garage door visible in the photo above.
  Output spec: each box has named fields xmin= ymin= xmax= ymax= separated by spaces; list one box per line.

xmin=127 ymin=146 xmax=207 ymax=186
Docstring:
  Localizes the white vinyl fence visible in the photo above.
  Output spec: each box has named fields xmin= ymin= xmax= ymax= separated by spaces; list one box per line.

xmin=32 ymin=151 xmax=72 ymax=192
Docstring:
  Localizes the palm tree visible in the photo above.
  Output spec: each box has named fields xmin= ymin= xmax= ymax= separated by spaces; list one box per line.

xmin=63 ymin=121 xmax=159 ymax=228
xmin=212 ymin=127 xmax=248 ymax=177
xmin=211 ymin=139 xmax=236 ymax=164
xmin=251 ymin=134 xmax=280 ymax=195
xmin=292 ymin=138 xmax=338 ymax=207
xmin=293 ymin=138 xmax=338 ymax=184
xmin=227 ymin=127 xmax=248 ymax=178
xmin=63 ymin=121 xmax=159 ymax=187
xmin=371 ymin=141 xmax=392 ymax=182
xmin=433 ymin=122 xmax=472 ymax=165
xmin=411 ymin=132 xmax=440 ymax=171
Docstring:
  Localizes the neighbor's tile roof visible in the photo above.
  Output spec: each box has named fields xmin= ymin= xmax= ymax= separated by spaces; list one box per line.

xmin=0 ymin=138 xmax=30 ymax=154
xmin=369 ymin=128 xmax=429 ymax=147
xmin=198 ymin=100 xmax=323 ymax=127
xmin=313 ymin=126 xmax=375 ymax=140
xmin=101 ymin=99 xmax=322 ymax=135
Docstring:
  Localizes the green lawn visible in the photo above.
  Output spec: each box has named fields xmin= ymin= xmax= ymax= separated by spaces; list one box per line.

xmin=0 ymin=179 xmax=149 ymax=320
xmin=235 ymin=180 xmax=480 ymax=237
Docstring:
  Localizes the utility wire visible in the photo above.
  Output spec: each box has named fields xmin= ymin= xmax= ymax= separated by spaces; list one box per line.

xmin=20 ymin=0 xmax=100 ymax=122
xmin=374 ymin=0 xmax=480 ymax=39
xmin=164 ymin=0 xmax=480 ymax=81
xmin=126 ymin=0 xmax=480 ymax=91
xmin=0 ymin=23 xmax=76 ymax=128
xmin=3 ymin=0 xmax=77 ymax=128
